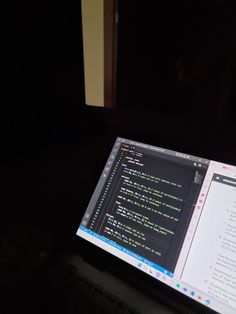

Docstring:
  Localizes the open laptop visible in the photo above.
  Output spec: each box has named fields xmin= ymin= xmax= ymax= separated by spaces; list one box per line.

xmin=68 ymin=137 xmax=236 ymax=314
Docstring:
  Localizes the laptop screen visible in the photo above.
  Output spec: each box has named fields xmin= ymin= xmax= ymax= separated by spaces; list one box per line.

xmin=76 ymin=137 xmax=236 ymax=314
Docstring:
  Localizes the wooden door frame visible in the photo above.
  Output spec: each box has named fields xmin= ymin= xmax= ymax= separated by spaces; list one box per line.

xmin=104 ymin=0 xmax=118 ymax=108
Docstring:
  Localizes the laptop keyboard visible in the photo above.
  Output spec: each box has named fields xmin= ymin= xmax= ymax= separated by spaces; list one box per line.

xmin=65 ymin=254 xmax=177 ymax=314
xmin=67 ymin=270 xmax=137 ymax=314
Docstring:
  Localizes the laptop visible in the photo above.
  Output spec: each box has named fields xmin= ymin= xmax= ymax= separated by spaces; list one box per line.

xmin=68 ymin=137 xmax=236 ymax=314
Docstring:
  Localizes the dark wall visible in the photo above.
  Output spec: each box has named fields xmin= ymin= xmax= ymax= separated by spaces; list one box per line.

xmin=1 ymin=1 xmax=85 ymax=160
xmin=116 ymin=1 xmax=236 ymax=116
xmin=1 ymin=1 xmax=85 ymax=123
